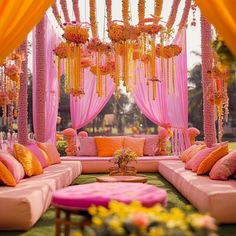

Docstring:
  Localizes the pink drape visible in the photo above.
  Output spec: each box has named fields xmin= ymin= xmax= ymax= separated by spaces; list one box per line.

xmin=33 ymin=16 xmax=60 ymax=143
xmin=133 ymin=29 xmax=190 ymax=154
xmin=70 ymin=72 xmax=115 ymax=130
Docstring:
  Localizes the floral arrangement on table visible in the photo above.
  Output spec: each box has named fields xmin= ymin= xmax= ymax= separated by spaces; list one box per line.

xmin=75 ymin=200 xmax=218 ymax=236
xmin=109 ymin=148 xmax=138 ymax=176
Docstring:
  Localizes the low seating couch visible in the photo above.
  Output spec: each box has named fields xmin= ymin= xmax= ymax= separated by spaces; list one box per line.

xmin=0 ymin=160 xmax=82 ymax=230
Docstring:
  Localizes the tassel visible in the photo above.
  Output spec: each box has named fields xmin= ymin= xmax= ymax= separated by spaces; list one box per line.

xmin=172 ymin=57 xmax=175 ymax=94
xmin=115 ymin=44 xmax=120 ymax=87
xmin=167 ymin=58 xmax=170 ymax=94
xmin=152 ymin=81 xmax=156 ymax=100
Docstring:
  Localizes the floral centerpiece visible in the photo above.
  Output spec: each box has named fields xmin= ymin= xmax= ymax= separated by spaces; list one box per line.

xmin=75 ymin=200 xmax=218 ymax=236
xmin=109 ymin=148 xmax=138 ymax=176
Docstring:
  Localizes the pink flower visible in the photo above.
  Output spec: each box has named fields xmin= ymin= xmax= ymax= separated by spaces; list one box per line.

xmin=132 ymin=212 xmax=149 ymax=229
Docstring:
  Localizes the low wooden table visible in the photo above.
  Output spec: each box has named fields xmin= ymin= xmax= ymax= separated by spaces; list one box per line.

xmin=96 ymin=175 xmax=148 ymax=183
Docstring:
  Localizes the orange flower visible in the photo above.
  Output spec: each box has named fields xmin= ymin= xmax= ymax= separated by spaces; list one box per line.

xmin=139 ymin=18 xmax=163 ymax=35
xmin=63 ymin=25 xmax=89 ymax=44
xmin=53 ymin=42 xmax=69 ymax=58
xmin=156 ymin=44 xmax=182 ymax=58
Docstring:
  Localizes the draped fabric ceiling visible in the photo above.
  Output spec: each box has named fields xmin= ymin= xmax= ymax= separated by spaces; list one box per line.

xmin=195 ymin=0 xmax=236 ymax=56
xmin=0 ymin=0 xmax=54 ymax=63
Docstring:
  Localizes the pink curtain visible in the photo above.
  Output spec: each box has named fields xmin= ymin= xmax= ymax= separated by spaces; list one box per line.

xmin=133 ymin=29 xmax=190 ymax=154
xmin=70 ymin=72 xmax=115 ymax=130
xmin=33 ymin=16 xmax=60 ymax=143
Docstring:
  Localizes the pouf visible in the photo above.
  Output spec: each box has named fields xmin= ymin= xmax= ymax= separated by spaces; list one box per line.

xmin=51 ymin=182 xmax=167 ymax=236
xmin=52 ymin=182 xmax=167 ymax=209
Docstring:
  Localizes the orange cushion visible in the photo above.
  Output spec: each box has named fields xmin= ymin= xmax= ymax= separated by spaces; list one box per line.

xmin=95 ymin=137 xmax=124 ymax=157
xmin=13 ymin=143 xmax=43 ymax=177
xmin=197 ymin=143 xmax=229 ymax=175
xmin=180 ymin=144 xmax=206 ymax=163
xmin=123 ymin=137 xmax=145 ymax=156
xmin=37 ymin=142 xmax=61 ymax=165
xmin=0 ymin=161 xmax=16 ymax=187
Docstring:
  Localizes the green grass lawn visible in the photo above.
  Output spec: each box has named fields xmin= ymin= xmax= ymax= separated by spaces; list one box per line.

xmin=1 ymin=174 xmax=236 ymax=236
xmin=229 ymin=141 xmax=236 ymax=150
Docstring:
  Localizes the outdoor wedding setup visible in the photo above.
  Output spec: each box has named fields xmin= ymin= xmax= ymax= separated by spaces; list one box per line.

xmin=0 ymin=0 xmax=236 ymax=235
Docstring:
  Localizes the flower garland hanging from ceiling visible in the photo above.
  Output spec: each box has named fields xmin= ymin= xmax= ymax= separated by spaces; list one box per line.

xmin=0 ymin=51 xmax=24 ymax=125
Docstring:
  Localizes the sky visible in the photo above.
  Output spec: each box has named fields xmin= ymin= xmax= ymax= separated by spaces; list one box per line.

xmin=47 ymin=0 xmax=202 ymax=70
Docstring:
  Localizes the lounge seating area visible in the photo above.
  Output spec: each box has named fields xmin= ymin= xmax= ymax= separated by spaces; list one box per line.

xmin=1 ymin=0 xmax=236 ymax=235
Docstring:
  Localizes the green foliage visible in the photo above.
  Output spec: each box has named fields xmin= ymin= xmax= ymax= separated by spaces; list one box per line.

xmin=56 ymin=140 xmax=67 ymax=156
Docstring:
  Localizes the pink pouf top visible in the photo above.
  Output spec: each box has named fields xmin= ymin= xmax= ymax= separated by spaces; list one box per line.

xmin=51 ymin=182 xmax=167 ymax=210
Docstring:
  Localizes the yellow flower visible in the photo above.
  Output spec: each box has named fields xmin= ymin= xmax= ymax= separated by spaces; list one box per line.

xmin=88 ymin=205 xmax=97 ymax=216
xmin=92 ymin=216 xmax=103 ymax=226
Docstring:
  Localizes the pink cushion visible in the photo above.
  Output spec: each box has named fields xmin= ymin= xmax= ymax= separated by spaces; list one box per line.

xmin=78 ymin=137 xmax=97 ymax=156
xmin=0 ymin=150 xmax=25 ymax=183
xmin=209 ymin=150 xmax=236 ymax=180
xmin=27 ymin=144 xmax=47 ymax=168
xmin=51 ymin=182 xmax=167 ymax=210
xmin=185 ymin=145 xmax=219 ymax=172
xmin=134 ymin=135 xmax=159 ymax=156
xmin=37 ymin=141 xmax=61 ymax=165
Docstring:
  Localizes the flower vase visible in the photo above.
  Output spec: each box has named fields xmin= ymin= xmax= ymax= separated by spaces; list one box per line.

xmin=109 ymin=165 xmax=137 ymax=176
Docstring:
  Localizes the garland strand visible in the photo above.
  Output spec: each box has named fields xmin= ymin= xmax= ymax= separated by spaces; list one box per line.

xmin=138 ymin=0 xmax=145 ymax=23
xmin=201 ymin=15 xmax=217 ymax=146
xmin=154 ymin=0 xmax=163 ymax=18
xmin=178 ymin=0 xmax=191 ymax=31
xmin=72 ymin=0 xmax=81 ymax=23
xmin=51 ymin=3 xmax=63 ymax=28
xmin=106 ymin=0 xmax=112 ymax=28
xmin=18 ymin=41 xmax=28 ymax=145
xmin=60 ymin=0 xmax=70 ymax=23
xmin=122 ymin=0 xmax=129 ymax=26
xmin=166 ymin=0 xmax=181 ymax=31
xmin=89 ymin=0 xmax=97 ymax=37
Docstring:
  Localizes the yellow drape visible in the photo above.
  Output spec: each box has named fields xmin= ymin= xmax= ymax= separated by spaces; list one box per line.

xmin=195 ymin=0 xmax=236 ymax=56
xmin=0 ymin=0 xmax=54 ymax=63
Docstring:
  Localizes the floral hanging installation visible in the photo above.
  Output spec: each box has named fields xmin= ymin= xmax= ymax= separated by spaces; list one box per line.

xmin=51 ymin=0 xmax=191 ymax=100
xmin=0 ymin=51 xmax=24 ymax=129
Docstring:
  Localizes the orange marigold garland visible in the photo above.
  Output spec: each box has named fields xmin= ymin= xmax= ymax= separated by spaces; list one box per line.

xmin=154 ymin=0 xmax=163 ymax=18
xmin=122 ymin=0 xmax=129 ymax=26
xmin=138 ymin=0 xmax=145 ymax=23
xmin=89 ymin=0 xmax=97 ymax=38
xmin=106 ymin=0 xmax=112 ymax=28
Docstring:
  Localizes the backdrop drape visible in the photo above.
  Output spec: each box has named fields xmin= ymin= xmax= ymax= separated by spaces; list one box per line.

xmin=133 ymin=29 xmax=190 ymax=154
xmin=70 ymin=72 xmax=115 ymax=130
xmin=0 ymin=0 xmax=54 ymax=63
xmin=33 ymin=16 xmax=60 ymax=143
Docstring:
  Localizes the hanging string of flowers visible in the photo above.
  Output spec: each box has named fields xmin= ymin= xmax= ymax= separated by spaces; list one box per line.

xmin=138 ymin=0 xmax=145 ymax=23
xmin=51 ymin=3 xmax=63 ymax=28
xmin=105 ymin=0 xmax=112 ymax=29
xmin=166 ymin=0 xmax=181 ymax=31
xmin=72 ymin=0 xmax=81 ymax=23
xmin=178 ymin=0 xmax=191 ymax=31
xmin=122 ymin=0 xmax=129 ymax=26
xmin=60 ymin=0 xmax=70 ymax=23
xmin=89 ymin=0 xmax=97 ymax=38
xmin=154 ymin=0 xmax=163 ymax=18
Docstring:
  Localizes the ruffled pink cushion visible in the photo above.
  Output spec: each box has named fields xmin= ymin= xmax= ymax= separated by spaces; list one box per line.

xmin=27 ymin=144 xmax=48 ymax=168
xmin=185 ymin=145 xmax=219 ymax=172
xmin=209 ymin=151 xmax=236 ymax=180
xmin=51 ymin=182 xmax=167 ymax=210
xmin=78 ymin=137 xmax=97 ymax=156
xmin=0 ymin=150 xmax=25 ymax=183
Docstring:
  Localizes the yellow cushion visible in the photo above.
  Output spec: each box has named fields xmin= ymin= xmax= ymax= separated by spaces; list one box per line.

xmin=13 ymin=143 xmax=43 ymax=177
xmin=0 ymin=161 xmax=16 ymax=187
xmin=197 ymin=143 xmax=229 ymax=175
xmin=180 ymin=144 xmax=206 ymax=163
xmin=95 ymin=137 xmax=124 ymax=157
xmin=123 ymin=137 xmax=145 ymax=156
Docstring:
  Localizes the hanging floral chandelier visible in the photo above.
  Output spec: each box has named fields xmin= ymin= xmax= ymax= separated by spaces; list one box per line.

xmin=0 ymin=51 xmax=24 ymax=127
xmin=51 ymin=0 xmax=190 ymax=99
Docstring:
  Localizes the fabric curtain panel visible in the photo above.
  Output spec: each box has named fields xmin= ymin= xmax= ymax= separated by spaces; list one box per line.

xmin=195 ymin=0 xmax=236 ymax=56
xmin=70 ymin=71 xmax=115 ymax=130
xmin=133 ymin=29 xmax=190 ymax=154
xmin=33 ymin=16 xmax=60 ymax=143
xmin=0 ymin=0 xmax=54 ymax=63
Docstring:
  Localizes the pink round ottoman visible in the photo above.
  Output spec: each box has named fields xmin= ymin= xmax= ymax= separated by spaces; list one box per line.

xmin=52 ymin=183 xmax=167 ymax=236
